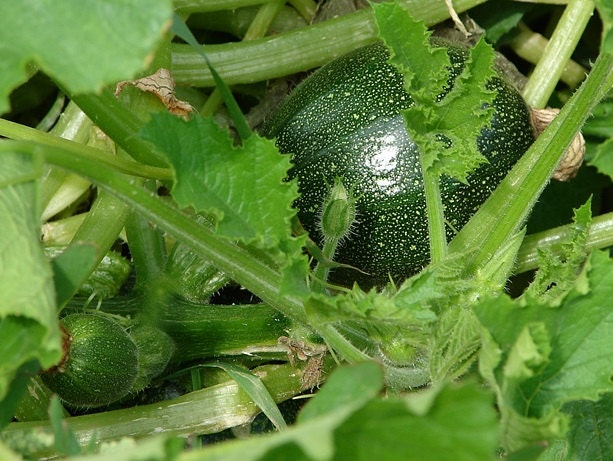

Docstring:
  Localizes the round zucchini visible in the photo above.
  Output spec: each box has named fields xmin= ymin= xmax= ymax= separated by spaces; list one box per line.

xmin=262 ymin=42 xmax=535 ymax=286
xmin=41 ymin=313 xmax=139 ymax=407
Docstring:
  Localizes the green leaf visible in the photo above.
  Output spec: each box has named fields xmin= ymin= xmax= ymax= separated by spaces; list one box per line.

xmin=306 ymin=287 xmax=436 ymax=337
xmin=140 ymin=113 xmax=308 ymax=284
xmin=49 ymin=396 xmax=81 ymax=457
xmin=595 ymin=0 xmax=613 ymax=53
xmin=334 ymin=382 xmax=499 ymax=461
xmin=406 ymin=37 xmax=496 ymax=181
xmin=297 ymin=361 xmax=383 ymax=423
xmin=0 ymin=361 xmax=39 ymax=430
xmin=429 ymin=307 xmax=482 ymax=384
xmin=372 ymin=2 xmax=449 ymax=104
xmin=524 ymin=198 xmax=592 ymax=304
xmin=582 ymin=95 xmax=613 ymax=138
xmin=50 ymin=243 xmax=99 ymax=309
xmin=170 ymin=15 xmax=251 ymax=141
xmin=542 ymin=394 xmax=613 ymax=461
xmin=305 ymin=285 xmax=436 ymax=389
xmin=202 ymin=362 xmax=288 ymax=431
xmin=372 ymin=1 xmax=497 ymax=182
xmin=475 ymin=250 xmax=613 ymax=451
xmin=0 ymin=0 xmax=173 ymax=115
xmin=0 ymin=151 xmax=61 ymax=400
xmin=470 ymin=1 xmax=532 ymax=44
xmin=588 ymin=138 xmax=613 ymax=180
xmin=171 ymin=367 xmax=497 ymax=461
xmin=585 ymin=94 xmax=613 ymax=182
xmin=534 ymin=394 xmax=613 ymax=461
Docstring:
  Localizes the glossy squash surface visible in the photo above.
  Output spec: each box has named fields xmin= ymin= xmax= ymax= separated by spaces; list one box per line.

xmin=263 ymin=42 xmax=535 ymax=286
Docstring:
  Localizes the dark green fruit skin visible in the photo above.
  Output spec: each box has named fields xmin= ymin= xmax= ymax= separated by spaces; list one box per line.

xmin=262 ymin=43 xmax=535 ymax=287
xmin=41 ymin=313 xmax=139 ymax=407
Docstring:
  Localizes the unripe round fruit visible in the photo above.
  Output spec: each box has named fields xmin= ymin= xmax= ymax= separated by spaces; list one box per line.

xmin=41 ymin=313 xmax=139 ymax=407
xmin=263 ymin=42 xmax=535 ymax=287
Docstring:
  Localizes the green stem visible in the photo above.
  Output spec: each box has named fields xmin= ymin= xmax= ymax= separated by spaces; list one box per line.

xmin=19 ymin=116 xmax=366 ymax=371
xmin=41 ymin=213 xmax=88 ymax=246
xmin=34 ymin=101 xmax=92 ymax=213
xmin=13 ymin=377 xmax=57 ymax=422
xmin=171 ymin=0 xmax=488 ymax=87
xmin=35 ymin=92 xmax=66 ymax=132
xmin=515 ymin=211 xmax=613 ymax=274
xmin=6 ymin=140 xmax=371 ymax=366
xmin=41 ymin=173 xmax=90 ymax=221
xmin=319 ymin=324 xmax=370 ymax=363
xmin=318 ymin=323 xmax=429 ymax=389
xmin=311 ymin=238 xmax=339 ymax=293
xmin=448 ymin=51 xmax=613 ymax=275
xmin=64 ymin=131 xmax=132 ymax=275
xmin=199 ymin=0 xmax=285 ymax=115
xmin=174 ymin=0 xmax=270 ymax=14
xmin=187 ymin=5 xmax=307 ymax=38
xmin=521 ymin=0 xmax=595 ymax=108
xmin=69 ymin=189 xmax=130 ymax=265
xmin=66 ymin=88 xmax=169 ymax=168
xmin=199 ymin=88 xmax=224 ymax=117
xmin=421 ymin=166 xmax=447 ymax=265
xmin=288 ymin=0 xmax=317 ymax=22
xmin=124 ymin=182 xmax=168 ymax=292
xmin=0 ymin=118 xmax=172 ymax=181
xmin=510 ymin=23 xmax=587 ymax=90
xmin=45 ymin=100 xmax=91 ymax=143
xmin=66 ymin=296 xmax=290 ymax=361
xmin=8 ymin=140 xmax=308 ymax=325
xmin=243 ymin=0 xmax=285 ymax=40
xmin=3 ymin=361 xmax=329 ymax=459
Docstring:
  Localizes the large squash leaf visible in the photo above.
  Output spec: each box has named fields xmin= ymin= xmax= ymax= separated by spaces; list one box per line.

xmin=0 ymin=151 xmax=61 ymax=402
xmin=0 ymin=0 xmax=172 ymax=114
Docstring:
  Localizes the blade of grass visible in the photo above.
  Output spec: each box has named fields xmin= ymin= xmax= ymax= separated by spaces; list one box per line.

xmin=201 ymin=362 xmax=288 ymax=431
xmin=171 ymin=14 xmax=252 ymax=141
xmin=200 ymin=0 xmax=286 ymax=117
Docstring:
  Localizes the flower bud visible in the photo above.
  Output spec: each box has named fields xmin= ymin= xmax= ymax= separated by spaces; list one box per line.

xmin=319 ymin=178 xmax=356 ymax=244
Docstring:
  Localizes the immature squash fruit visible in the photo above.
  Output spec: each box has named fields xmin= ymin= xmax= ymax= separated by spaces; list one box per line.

xmin=262 ymin=42 xmax=535 ymax=286
xmin=41 ymin=313 xmax=139 ymax=407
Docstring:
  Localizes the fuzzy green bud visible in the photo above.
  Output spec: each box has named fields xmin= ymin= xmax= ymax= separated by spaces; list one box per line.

xmin=319 ymin=178 xmax=356 ymax=244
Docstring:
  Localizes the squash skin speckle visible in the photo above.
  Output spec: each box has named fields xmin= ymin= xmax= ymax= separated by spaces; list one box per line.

xmin=41 ymin=313 xmax=139 ymax=407
xmin=263 ymin=43 xmax=535 ymax=287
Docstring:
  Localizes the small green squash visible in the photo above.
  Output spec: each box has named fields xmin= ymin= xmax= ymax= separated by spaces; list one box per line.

xmin=262 ymin=42 xmax=535 ymax=286
xmin=41 ymin=313 xmax=139 ymax=407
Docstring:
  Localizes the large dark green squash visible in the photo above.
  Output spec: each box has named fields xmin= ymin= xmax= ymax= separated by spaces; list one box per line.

xmin=262 ymin=42 xmax=535 ymax=287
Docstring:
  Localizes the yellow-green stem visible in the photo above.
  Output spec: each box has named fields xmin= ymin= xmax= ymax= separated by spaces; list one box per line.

xmin=521 ymin=0 xmax=595 ymax=107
